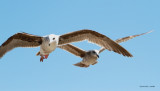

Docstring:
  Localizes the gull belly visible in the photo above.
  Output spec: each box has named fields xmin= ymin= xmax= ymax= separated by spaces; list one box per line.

xmin=81 ymin=55 xmax=98 ymax=65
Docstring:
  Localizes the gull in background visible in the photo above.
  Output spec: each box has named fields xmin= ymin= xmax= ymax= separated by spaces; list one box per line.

xmin=0 ymin=29 xmax=132 ymax=62
xmin=58 ymin=31 xmax=152 ymax=67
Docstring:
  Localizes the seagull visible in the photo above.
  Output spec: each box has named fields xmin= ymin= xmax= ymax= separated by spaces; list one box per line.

xmin=58 ymin=31 xmax=152 ymax=67
xmin=0 ymin=29 xmax=132 ymax=62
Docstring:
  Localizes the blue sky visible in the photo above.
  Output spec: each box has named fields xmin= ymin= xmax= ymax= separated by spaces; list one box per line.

xmin=0 ymin=0 xmax=159 ymax=91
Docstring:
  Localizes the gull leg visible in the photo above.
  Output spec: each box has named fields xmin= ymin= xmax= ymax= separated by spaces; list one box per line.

xmin=44 ymin=55 xmax=49 ymax=59
xmin=40 ymin=56 xmax=44 ymax=62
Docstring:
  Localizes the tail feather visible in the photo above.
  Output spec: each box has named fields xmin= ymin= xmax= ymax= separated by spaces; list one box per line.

xmin=74 ymin=62 xmax=89 ymax=68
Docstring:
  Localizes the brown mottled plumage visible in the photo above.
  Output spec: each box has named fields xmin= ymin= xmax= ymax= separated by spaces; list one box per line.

xmin=58 ymin=44 xmax=86 ymax=58
xmin=59 ymin=29 xmax=132 ymax=57
xmin=0 ymin=33 xmax=42 ymax=58
xmin=58 ymin=31 xmax=152 ymax=67
xmin=99 ymin=30 xmax=153 ymax=53
xmin=0 ymin=29 xmax=136 ymax=61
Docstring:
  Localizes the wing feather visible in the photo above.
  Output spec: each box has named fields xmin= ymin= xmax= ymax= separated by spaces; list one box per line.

xmin=0 ymin=33 xmax=42 ymax=58
xmin=99 ymin=30 xmax=153 ymax=54
xmin=59 ymin=29 xmax=132 ymax=57
xmin=58 ymin=44 xmax=86 ymax=58
xmin=115 ymin=31 xmax=153 ymax=43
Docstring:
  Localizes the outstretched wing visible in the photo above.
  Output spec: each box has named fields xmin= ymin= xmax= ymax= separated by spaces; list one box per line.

xmin=58 ymin=29 xmax=132 ymax=57
xmin=115 ymin=31 xmax=153 ymax=43
xmin=58 ymin=44 xmax=86 ymax=58
xmin=99 ymin=30 xmax=153 ymax=54
xmin=0 ymin=32 xmax=42 ymax=58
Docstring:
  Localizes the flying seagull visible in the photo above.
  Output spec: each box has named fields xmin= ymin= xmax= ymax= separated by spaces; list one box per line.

xmin=0 ymin=29 xmax=132 ymax=62
xmin=58 ymin=31 xmax=152 ymax=67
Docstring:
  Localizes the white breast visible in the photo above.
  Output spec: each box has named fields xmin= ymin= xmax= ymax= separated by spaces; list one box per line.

xmin=40 ymin=37 xmax=57 ymax=55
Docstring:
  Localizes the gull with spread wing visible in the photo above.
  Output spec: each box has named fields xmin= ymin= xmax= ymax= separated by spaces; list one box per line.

xmin=58 ymin=31 xmax=152 ymax=67
xmin=0 ymin=29 xmax=132 ymax=62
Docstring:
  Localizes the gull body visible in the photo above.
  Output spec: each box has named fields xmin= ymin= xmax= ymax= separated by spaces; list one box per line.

xmin=40 ymin=34 xmax=59 ymax=55
xmin=37 ymin=34 xmax=59 ymax=61
xmin=75 ymin=50 xmax=99 ymax=67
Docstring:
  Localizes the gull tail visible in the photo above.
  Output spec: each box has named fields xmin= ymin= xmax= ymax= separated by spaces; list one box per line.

xmin=74 ymin=62 xmax=89 ymax=68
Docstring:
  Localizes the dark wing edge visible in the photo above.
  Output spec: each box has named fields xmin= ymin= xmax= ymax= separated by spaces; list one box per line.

xmin=0 ymin=32 xmax=42 ymax=58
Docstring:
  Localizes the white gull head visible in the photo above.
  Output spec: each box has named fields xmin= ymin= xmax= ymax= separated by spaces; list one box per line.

xmin=39 ymin=34 xmax=60 ymax=57
xmin=47 ymin=34 xmax=59 ymax=45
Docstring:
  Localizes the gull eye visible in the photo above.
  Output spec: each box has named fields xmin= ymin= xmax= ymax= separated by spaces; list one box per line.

xmin=92 ymin=51 xmax=96 ymax=54
xmin=53 ymin=38 xmax=55 ymax=40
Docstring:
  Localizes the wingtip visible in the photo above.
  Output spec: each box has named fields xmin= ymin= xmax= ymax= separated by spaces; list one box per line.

xmin=146 ymin=30 xmax=153 ymax=34
xmin=122 ymin=52 xmax=133 ymax=57
xmin=127 ymin=55 xmax=133 ymax=57
xmin=138 ymin=30 xmax=153 ymax=37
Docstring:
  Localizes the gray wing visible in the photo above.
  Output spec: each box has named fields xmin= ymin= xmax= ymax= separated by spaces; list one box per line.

xmin=58 ymin=29 xmax=132 ymax=57
xmin=58 ymin=44 xmax=86 ymax=58
xmin=99 ymin=30 xmax=153 ymax=54
xmin=0 ymin=32 xmax=42 ymax=58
